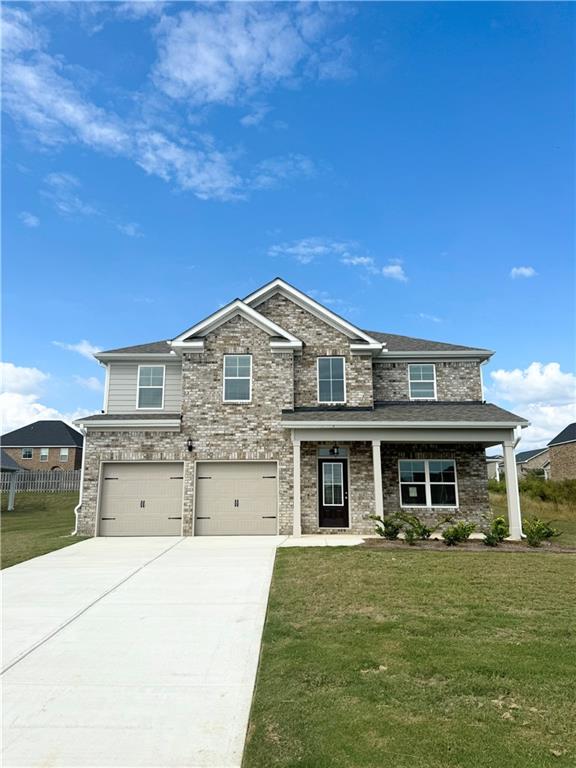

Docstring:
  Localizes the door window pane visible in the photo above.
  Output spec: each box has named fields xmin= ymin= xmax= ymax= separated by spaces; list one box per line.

xmin=323 ymin=463 xmax=344 ymax=506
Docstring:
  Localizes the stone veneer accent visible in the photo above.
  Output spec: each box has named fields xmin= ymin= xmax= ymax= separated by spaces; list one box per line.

xmin=373 ymin=360 xmax=483 ymax=401
xmin=549 ymin=442 xmax=576 ymax=481
xmin=257 ymin=293 xmax=374 ymax=407
xmin=380 ymin=443 xmax=490 ymax=529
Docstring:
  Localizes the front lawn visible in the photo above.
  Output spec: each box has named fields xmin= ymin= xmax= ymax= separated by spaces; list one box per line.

xmin=244 ymin=548 xmax=576 ymax=768
xmin=1 ymin=492 xmax=85 ymax=569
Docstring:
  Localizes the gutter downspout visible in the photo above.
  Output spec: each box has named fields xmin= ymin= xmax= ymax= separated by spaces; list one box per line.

xmin=72 ymin=425 xmax=87 ymax=536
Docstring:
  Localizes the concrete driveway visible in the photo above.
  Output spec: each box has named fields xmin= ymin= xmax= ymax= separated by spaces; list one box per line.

xmin=2 ymin=536 xmax=284 ymax=768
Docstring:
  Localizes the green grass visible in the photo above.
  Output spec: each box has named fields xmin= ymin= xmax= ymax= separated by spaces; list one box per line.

xmin=490 ymin=492 xmax=576 ymax=545
xmin=1 ymin=492 xmax=86 ymax=569
xmin=244 ymin=548 xmax=576 ymax=768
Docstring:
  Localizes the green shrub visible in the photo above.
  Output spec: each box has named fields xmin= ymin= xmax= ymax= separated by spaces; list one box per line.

xmin=483 ymin=530 xmax=500 ymax=547
xmin=403 ymin=526 xmax=419 ymax=545
xmin=491 ymin=515 xmax=509 ymax=542
xmin=488 ymin=476 xmax=576 ymax=505
xmin=442 ymin=522 xmax=476 ymax=546
xmin=371 ymin=515 xmax=402 ymax=540
xmin=523 ymin=518 xmax=562 ymax=548
xmin=488 ymin=478 xmax=506 ymax=494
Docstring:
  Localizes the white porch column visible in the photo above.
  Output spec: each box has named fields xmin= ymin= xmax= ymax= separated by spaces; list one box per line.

xmin=503 ymin=440 xmax=522 ymax=540
xmin=8 ymin=473 xmax=17 ymax=511
xmin=372 ymin=440 xmax=383 ymax=518
xmin=293 ymin=438 xmax=302 ymax=537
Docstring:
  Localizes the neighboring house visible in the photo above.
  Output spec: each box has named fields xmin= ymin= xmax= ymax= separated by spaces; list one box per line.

xmin=2 ymin=420 xmax=84 ymax=470
xmin=75 ymin=278 xmax=528 ymax=539
xmin=516 ymin=448 xmax=550 ymax=479
xmin=1 ymin=448 xmax=24 ymax=511
xmin=486 ymin=455 xmax=503 ymax=481
xmin=547 ymin=423 xmax=576 ymax=480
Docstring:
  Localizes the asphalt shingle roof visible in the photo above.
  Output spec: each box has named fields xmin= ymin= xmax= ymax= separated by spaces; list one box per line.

xmin=1 ymin=449 xmax=23 ymax=472
xmin=515 ymin=448 xmax=549 ymax=463
xmin=548 ymin=423 xmax=576 ymax=447
xmin=363 ymin=330 xmax=489 ymax=353
xmin=99 ymin=340 xmax=172 ymax=355
xmin=1 ymin=420 xmax=84 ymax=447
xmin=281 ymin=401 xmax=527 ymax=425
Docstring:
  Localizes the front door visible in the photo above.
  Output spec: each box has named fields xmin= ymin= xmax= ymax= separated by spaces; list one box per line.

xmin=318 ymin=459 xmax=349 ymax=528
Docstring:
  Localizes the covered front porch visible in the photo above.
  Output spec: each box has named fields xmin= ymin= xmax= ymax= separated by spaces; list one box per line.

xmin=287 ymin=418 xmax=526 ymax=540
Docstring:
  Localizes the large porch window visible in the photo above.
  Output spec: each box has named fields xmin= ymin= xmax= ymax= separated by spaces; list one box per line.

xmin=399 ymin=459 xmax=458 ymax=507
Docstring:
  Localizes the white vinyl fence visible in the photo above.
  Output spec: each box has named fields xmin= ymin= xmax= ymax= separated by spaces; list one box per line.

xmin=0 ymin=470 xmax=80 ymax=493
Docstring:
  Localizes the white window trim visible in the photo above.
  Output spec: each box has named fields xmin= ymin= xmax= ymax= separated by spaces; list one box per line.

xmin=317 ymin=356 xmax=347 ymax=405
xmin=398 ymin=459 xmax=459 ymax=508
xmin=21 ymin=448 xmax=33 ymax=459
xmin=408 ymin=363 xmax=437 ymax=401
xmin=39 ymin=448 xmax=49 ymax=462
xmin=136 ymin=364 xmax=166 ymax=410
xmin=321 ymin=461 xmax=345 ymax=507
xmin=60 ymin=448 xmax=69 ymax=461
xmin=222 ymin=354 xmax=252 ymax=403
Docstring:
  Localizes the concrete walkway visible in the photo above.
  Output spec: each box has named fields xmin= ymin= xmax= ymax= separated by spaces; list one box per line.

xmin=2 ymin=536 xmax=285 ymax=768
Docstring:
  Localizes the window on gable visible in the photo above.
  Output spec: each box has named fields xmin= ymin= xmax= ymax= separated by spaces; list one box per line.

xmin=399 ymin=459 xmax=458 ymax=507
xmin=137 ymin=366 xmax=165 ymax=409
xmin=223 ymin=355 xmax=251 ymax=402
xmin=318 ymin=357 xmax=346 ymax=403
xmin=409 ymin=364 xmax=436 ymax=399
xmin=21 ymin=448 xmax=33 ymax=459
xmin=40 ymin=448 xmax=49 ymax=462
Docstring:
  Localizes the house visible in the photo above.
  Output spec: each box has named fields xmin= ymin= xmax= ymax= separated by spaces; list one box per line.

xmin=515 ymin=448 xmax=550 ymax=479
xmin=74 ymin=278 xmax=528 ymax=539
xmin=547 ymin=423 xmax=576 ymax=480
xmin=1 ymin=449 xmax=24 ymax=511
xmin=486 ymin=455 xmax=503 ymax=481
xmin=2 ymin=420 xmax=84 ymax=471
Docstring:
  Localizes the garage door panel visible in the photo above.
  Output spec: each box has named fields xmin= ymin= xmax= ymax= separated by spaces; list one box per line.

xmin=195 ymin=462 xmax=277 ymax=536
xmin=99 ymin=463 xmax=183 ymax=536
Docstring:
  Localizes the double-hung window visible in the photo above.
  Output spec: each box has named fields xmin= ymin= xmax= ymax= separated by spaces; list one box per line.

xmin=223 ymin=355 xmax=251 ymax=402
xmin=399 ymin=459 xmax=458 ymax=507
xmin=318 ymin=357 xmax=346 ymax=403
xmin=60 ymin=448 xmax=69 ymax=462
xmin=21 ymin=448 xmax=33 ymax=460
xmin=40 ymin=448 xmax=49 ymax=462
xmin=409 ymin=364 xmax=436 ymax=399
xmin=137 ymin=365 xmax=165 ymax=409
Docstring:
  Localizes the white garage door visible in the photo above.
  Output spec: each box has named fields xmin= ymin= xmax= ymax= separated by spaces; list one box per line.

xmin=195 ymin=462 xmax=278 ymax=535
xmin=98 ymin=463 xmax=184 ymax=536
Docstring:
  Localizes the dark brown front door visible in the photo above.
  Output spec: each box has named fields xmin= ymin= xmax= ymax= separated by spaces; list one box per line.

xmin=318 ymin=459 xmax=349 ymax=528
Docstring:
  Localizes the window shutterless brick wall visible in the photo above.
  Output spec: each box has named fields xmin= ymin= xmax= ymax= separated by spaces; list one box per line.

xmin=373 ymin=360 xmax=483 ymax=401
xmin=3 ymin=446 xmax=82 ymax=472
xmin=549 ymin=442 xmax=576 ymax=481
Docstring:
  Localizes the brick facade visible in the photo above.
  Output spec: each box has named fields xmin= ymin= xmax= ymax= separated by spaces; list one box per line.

xmin=3 ymin=446 xmax=82 ymax=471
xmin=77 ymin=291 xmax=493 ymax=537
xmin=373 ymin=360 xmax=482 ymax=401
xmin=549 ymin=442 xmax=576 ymax=480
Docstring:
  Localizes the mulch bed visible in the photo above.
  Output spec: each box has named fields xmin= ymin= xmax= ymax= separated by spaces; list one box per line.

xmin=361 ymin=538 xmax=576 ymax=553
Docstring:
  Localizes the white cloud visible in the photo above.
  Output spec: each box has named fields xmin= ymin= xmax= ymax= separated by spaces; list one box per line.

xmin=240 ymin=104 xmax=272 ymax=127
xmin=382 ymin=262 xmax=408 ymax=282
xmin=42 ymin=172 xmax=98 ymax=217
xmin=152 ymin=4 xmax=351 ymax=105
xmin=0 ymin=362 xmax=49 ymax=395
xmin=0 ymin=361 xmax=90 ymax=434
xmin=488 ymin=362 xmax=576 ymax=449
xmin=250 ymin=154 xmax=315 ymax=191
xmin=53 ymin=339 xmax=101 ymax=360
xmin=74 ymin=375 xmax=104 ymax=391
xmin=418 ymin=313 xmax=442 ymax=323
xmin=269 ymin=237 xmax=352 ymax=264
xmin=116 ymin=221 xmax=143 ymax=238
xmin=510 ymin=266 xmax=537 ymax=279
xmin=115 ymin=2 xmax=168 ymax=19
xmin=341 ymin=255 xmax=375 ymax=268
xmin=18 ymin=211 xmax=39 ymax=227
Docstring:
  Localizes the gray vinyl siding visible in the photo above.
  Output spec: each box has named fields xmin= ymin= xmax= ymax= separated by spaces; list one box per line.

xmin=106 ymin=362 xmax=182 ymax=413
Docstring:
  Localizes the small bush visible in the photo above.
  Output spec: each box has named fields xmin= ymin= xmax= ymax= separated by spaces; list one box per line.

xmin=371 ymin=515 xmax=402 ymax=540
xmin=488 ymin=478 xmax=506 ymax=494
xmin=403 ymin=526 xmax=419 ymax=545
xmin=442 ymin=522 xmax=476 ymax=546
xmin=482 ymin=530 xmax=500 ymax=547
xmin=491 ymin=515 xmax=509 ymax=542
xmin=523 ymin=518 xmax=562 ymax=548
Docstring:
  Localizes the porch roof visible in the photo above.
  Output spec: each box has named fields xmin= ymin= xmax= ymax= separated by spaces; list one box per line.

xmin=281 ymin=401 xmax=528 ymax=429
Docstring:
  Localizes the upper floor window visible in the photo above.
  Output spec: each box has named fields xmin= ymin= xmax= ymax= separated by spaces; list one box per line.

xmin=60 ymin=448 xmax=69 ymax=462
xmin=399 ymin=459 xmax=458 ymax=508
xmin=409 ymin=364 xmax=436 ymax=400
xmin=21 ymin=448 xmax=33 ymax=459
xmin=318 ymin=357 xmax=346 ymax=403
xmin=223 ymin=355 xmax=251 ymax=402
xmin=40 ymin=448 xmax=49 ymax=462
xmin=137 ymin=365 xmax=165 ymax=409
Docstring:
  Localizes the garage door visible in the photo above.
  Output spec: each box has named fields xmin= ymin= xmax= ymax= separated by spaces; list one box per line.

xmin=98 ymin=463 xmax=184 ymax=536
xmin=195 ymin=462 xmax=277 ymax=535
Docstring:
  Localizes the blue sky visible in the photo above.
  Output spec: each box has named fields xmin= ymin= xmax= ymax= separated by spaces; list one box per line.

xmin=3 ymin=1 xmax=575 ymax=448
